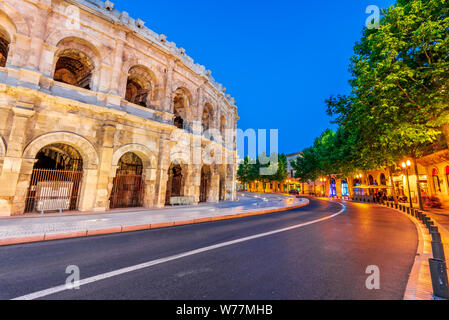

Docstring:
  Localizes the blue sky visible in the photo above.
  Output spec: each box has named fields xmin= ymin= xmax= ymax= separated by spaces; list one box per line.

xmin=114 ymin=0 xmax=395 ymax=155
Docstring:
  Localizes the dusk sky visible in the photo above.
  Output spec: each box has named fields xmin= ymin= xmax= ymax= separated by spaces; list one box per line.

xmin=114 ymin=0 xmax=395 ymax=155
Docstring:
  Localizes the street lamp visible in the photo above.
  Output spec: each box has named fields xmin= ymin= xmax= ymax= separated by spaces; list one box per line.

xmin=401 ymin=160 xmax=413 ymax=209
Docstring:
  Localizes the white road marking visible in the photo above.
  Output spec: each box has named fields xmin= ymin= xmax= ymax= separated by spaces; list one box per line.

xmin=12 ymin=203 xmax=346 ymax=300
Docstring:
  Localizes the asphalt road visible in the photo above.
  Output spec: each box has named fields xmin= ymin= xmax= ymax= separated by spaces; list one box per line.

xmin=0 ymin=198 xmax=418 ymax=300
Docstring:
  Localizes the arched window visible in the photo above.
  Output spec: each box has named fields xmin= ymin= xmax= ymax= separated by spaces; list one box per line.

xmin=173 ymin=88 xmax=189 ymax=129
xmin=54 ymin=49 xmax=94 ymax=90
xmin=125 ymin=66 xmax=153 ymax=107
xmin=202 ymin=104 xmax=213 ymax=132
xmin=368 ymin=175 xmax=374 ymax=185
xmin=0 ymin=30 xmax=9 ymax=67
xmin=432 ymin=168 xmax=441 ymax=193
xmin=341 ymin=179 xmax=349 ymax=197
xmin=330 ymin=178 xmax=337 ymax=197
xmin=380 ymin=173 xmax=387 ymax=186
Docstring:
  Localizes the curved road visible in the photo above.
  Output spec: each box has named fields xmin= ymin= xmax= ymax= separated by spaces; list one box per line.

xmin=0 ymin=198 xmax=417 ymax=300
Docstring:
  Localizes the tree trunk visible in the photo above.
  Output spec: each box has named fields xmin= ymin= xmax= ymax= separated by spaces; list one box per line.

xmin=387 ymin=166 xmax=398 ymax=204
xmin=412 ymin=156 xmax=424 ymax=211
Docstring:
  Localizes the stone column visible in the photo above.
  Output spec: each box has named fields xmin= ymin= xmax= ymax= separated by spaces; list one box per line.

xmin=163 ymin=60 xmax=175 ymax=112
xmin=7 ymin=34 xmax=30 ymax=69
xmin=94 ymin=123 xmax=116 ymax=211
xmin=109 ymin=39 xmax=125 ymax=96
xmin=208 ymin=166 xmax=220 ymax=203
xmin=27 ymin=7 xmax=50 ymax=71
xmin=0 ymin=103 xmax=35 ymax=216
xmin=154 ymin=131 xmax=171 ymax=207
xmin=142 ymin=168 xmax=157 ymax=208
xmin=78 ymin=168 xmax=99 ymax=212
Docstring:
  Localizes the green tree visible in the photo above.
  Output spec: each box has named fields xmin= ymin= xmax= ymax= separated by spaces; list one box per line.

xmin=326 ymin=0 xmax=449 ymax=208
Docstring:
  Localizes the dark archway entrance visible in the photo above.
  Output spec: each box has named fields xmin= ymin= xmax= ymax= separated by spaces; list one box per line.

xmin=165 ymin=164 xmax=184 ymax=205
xmin=110 ymin=152 xmax=144 ymax=209
xmin=53 ymin=49 xmax=94 ymax=90
xmin=200 ymin=165 xmax=211 ymax=203
xmin=0 ymin=31 xmax=9 ymax=68
xmin=219 ymin=177 xmax=225 ymax=201
xmin=25 ymin=144 xmax=84 ymax=214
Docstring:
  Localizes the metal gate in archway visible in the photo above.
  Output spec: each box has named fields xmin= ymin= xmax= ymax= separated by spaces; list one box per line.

xmin=109 ymin=174 xmax=144 ymax=209
xmin=25 ymin=169 xmax=84 ymax=214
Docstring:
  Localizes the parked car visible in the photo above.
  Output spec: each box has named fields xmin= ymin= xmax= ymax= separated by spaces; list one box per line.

xmin=288 ymin=189 xmax=299 ymax=195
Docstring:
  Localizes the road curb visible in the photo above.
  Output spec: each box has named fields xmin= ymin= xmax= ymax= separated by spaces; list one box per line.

xmin=0 ymin=199 xmax=310 ymax=247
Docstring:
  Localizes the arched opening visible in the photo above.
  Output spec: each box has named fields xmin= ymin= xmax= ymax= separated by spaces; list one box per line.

xmin=173 ymin=88 xmax=189 ymax=129
xmin=53 ymin=48 xmax=94 ymax=90
xmin=353 ymin=178 xmax=363 ymax=195
xmin=125 ymin=66 xmax=152 ymax=107
xmin=432 ymin=168 xmax=441 ymax=193
xmin=200 ymin=165 xmax=211 ymax=203
xmin=0 ymin=29 xmax=9 ymax=67
xmin=202 ymin=104 xmax=213 ymax=133
xmin=330 ymin=178 xmax=337 ymax=197
xmin=341 ymin=179 xmax=349 ymax=197
xmin=219 ymin=169 xmax=225 ymax=201
xmin=110 ymin=152 xmax=144 ymax=209
xmin=380 ymin=173 xmax=387 ymax=186
xmin=25 ymin=144 xmax=84 ymax=214
xmin=165 ymin=164 xmax=184 ymax=205
xmin=368 ymin=175 xmax=374 ymax=185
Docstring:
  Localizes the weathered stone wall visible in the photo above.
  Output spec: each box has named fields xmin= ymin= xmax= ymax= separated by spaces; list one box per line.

xmin=0 ymin=0 xmax=238 ymax=216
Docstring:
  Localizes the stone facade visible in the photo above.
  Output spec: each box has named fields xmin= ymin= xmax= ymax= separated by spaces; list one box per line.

xmin=0 ymin=0 xmax=239 ymax=216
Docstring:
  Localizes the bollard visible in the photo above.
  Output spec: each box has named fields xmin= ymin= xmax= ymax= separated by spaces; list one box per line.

xmin=427 ymin=220 xmax=434 ymax=230
xmin=431 ymin=232 xmax=442 ymax=243
xmin=406 ymin=207 xmax=410 ymax=215
xmin=417 ymin=211 xmax=422 ymax=220
xmin=429 ymin=258 xmax=449 ymax=299
xmin=432 ymin=241 xmax=446 ymax=261
xmin=430 ymin=226 xmax=439 ymax=233
xmin=395 ymin=203 xmax=398 ymax=209
xmin=422 ymin=214 xmax=427 ymax=223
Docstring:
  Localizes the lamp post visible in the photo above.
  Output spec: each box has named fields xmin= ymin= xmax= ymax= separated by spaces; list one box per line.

xmin=402 ymin=160 xmax=413 ymax=209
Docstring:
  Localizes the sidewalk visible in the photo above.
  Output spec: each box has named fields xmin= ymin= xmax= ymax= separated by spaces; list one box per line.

xmin=0 ymin=193 xmax=309 ymax=246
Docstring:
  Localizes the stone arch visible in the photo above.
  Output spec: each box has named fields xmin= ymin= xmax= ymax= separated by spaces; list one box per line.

xmin=379 ymin=172 xmax=387 ymax=186
xmin=173 ymin=87 xmax=193 ymax=128
xmin=202 ymin=103 xmax=214 ymax=132
xmin=52 ymin=36 xmax=101 ymax=90
xmin=0 ymin=3 xmax=29 ymax=36
xmin=124 ymin=65 xmax=157 ymax=108
xmin=23 ymin=132 xmax=99 ymax=169
xmin=112 ymin=144 xmax=157 ymax=170
xmin=46 ymin=29 xmax=106 ymax=59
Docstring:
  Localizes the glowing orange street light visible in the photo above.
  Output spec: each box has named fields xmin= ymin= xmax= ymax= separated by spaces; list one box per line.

xmin=401 ymin=160 xmax=413 ymax=209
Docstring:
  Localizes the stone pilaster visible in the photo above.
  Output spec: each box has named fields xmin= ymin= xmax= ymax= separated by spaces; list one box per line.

xmin=78 ymin=168 xmax=99 ymax=212
xmin=94 ymin=122 xmax=116 ymax=211
xmin=109 ymin=39 xmax=125 ymax=95
xmin=154 ymin=132 xmax=171 ymax=207
xmin=0 ymin=103 xmax=35 ymax=216
xmin=208 ymin=167 xmax=220 ymax=203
